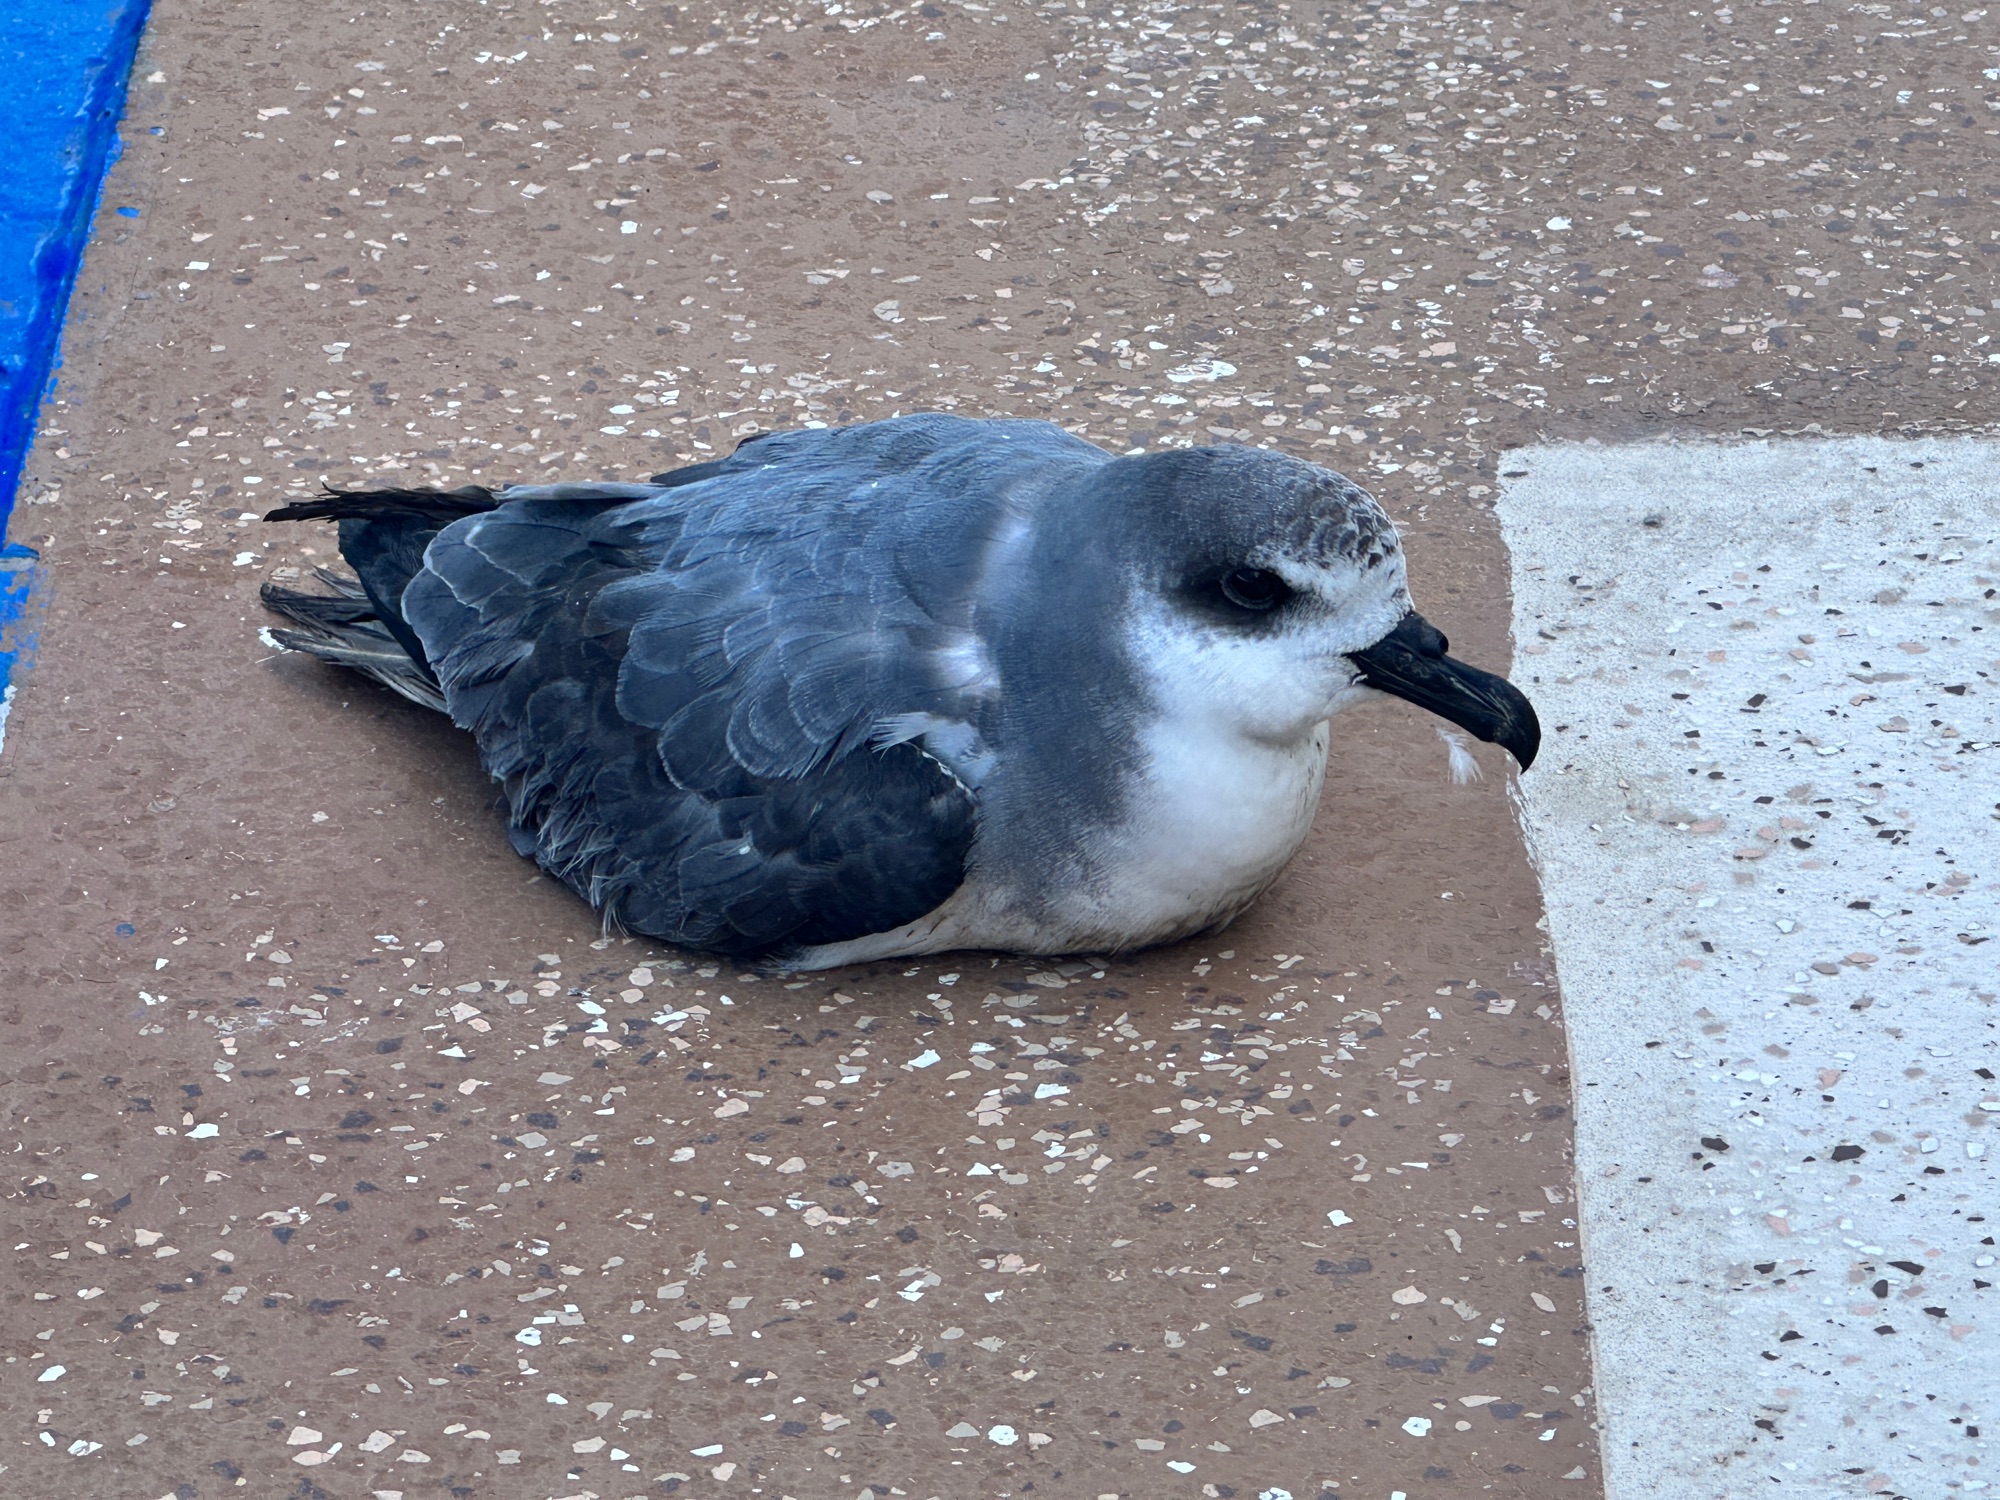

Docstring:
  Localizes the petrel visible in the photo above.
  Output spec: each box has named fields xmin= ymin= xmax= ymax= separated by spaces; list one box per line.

xmin=262 ymin=415 xmax=1537 ymax=968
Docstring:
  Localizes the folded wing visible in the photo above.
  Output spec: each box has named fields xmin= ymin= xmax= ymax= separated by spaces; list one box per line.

xmin=400 ymin=416 xmax=1101 ymax=958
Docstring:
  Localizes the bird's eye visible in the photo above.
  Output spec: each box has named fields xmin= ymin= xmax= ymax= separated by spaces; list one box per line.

xmin=1219 ymin=567 xmax=1291 ymax=612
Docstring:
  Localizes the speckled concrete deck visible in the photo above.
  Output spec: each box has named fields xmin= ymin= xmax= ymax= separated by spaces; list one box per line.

xmin=1505 ymin=438 xmax=1996 ymax=1499
xmin=6 ymin=1 xmax=2000 ymax=1497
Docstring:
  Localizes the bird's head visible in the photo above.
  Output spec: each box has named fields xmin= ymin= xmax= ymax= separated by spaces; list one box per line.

xmin=1074 ymin=444 xmax=1539 ymax=771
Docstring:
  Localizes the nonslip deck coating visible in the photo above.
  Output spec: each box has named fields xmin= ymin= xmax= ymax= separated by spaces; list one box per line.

xmin=7 ymin=1 xmax=2000 ymax=1496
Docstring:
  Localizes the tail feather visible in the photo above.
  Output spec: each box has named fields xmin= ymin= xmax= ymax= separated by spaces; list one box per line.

xmin=263 ymin=484 xmax=499 ymax=527
xmin=258 ymin=566 xmax=376 ymax=626
xmin=265 ymin=623 xmax=448 ymax=712
xmin=260 ymin=571 xmax=447 ymax=711
xmin=263 ymin=483 xmax=499 ymax=683
xmin=259 ymin=476 xmax=654 ymax=711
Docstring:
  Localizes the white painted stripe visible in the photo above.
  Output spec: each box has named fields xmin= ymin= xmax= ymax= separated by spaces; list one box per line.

xmin=1501 ymin=439 xmax=1997 ymax=1499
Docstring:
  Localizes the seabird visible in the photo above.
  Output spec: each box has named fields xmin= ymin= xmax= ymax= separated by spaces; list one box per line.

xmin=262 ymin=414 xmax=1538 ymax=968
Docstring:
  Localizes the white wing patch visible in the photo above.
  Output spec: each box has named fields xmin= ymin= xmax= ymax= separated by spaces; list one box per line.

xmin=930 ymin=631 xmax=1000 ymax=698
xmin=870 ymin=712 xmax=997 ymax=791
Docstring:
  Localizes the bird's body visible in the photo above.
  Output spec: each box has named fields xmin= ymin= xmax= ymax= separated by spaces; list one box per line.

xmin=263 ymin=415 xmax=1537 ymax=968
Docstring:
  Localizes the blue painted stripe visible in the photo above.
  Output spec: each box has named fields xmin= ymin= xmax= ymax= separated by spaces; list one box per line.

xmin=0 ymin=542 xmax=48 ymax=748
xmin=0 ymin=0 xmax=152 ymax=746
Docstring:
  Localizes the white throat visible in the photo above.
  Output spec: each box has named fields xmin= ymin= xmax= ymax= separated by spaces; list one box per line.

xmin=1064 ymin=598 xmax=1342 ymax=945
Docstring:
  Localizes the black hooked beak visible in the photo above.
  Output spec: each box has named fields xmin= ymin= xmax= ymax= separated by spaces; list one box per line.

xmin=1347 ymin=611 xmax=1541 ymax=771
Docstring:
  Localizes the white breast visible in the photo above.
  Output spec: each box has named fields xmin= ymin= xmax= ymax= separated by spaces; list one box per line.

xmin=789 ymin=719 xmax=1328 ymax=969
xmin=790 ymin=595 xmax=1348 ymax=968
xmin=1087 ymin=713 xmax=1330 ymax=943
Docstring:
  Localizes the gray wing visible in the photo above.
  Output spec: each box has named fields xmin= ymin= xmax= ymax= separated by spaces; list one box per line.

xmin=398 ymin=415 xmax=1104 ymax=958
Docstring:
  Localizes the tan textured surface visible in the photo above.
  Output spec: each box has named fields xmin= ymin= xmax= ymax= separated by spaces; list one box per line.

xmin=16 ymin=0 xmax=1991 ymax=1494
xmin=2 ymin=7 xmax=1585 ymax=1496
